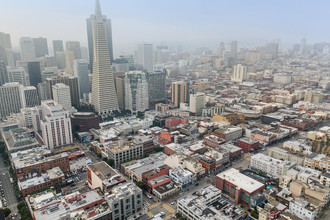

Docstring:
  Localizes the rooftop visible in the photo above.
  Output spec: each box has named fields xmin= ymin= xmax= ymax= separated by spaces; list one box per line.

xmin=217 ymin=168 xmax=264 ymax=193
xmin=87 ymin=161 xmax=119 ymax=181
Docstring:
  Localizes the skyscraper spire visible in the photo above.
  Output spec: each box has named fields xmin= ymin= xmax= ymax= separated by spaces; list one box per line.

xmin=95 ymin=0 xmax=102 ymax=19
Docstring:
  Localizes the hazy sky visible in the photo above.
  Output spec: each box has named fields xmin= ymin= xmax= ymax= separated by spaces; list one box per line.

xmin=1 ymin=0 xmax=328 ymax=55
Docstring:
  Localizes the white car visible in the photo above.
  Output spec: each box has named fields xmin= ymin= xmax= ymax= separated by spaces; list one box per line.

xmin=160 ymin=212 xmax=165 ymax=216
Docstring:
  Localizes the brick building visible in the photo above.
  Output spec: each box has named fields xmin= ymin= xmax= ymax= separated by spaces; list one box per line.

xmin=19 ymin=167 xmax=65 ymax=196
xmin=199 ymin=155 xmax=216 ymax=174
xmin=216 ymin=168 xmax=264 ymax=207
xmin=202 ymin=134 xmax=225 ymax=148
xmin=70 ymin=112 xmax=100 ymax=132
xmin=133 ymin=135 xmax=155 ymax=156
xmin=237 ymin=137 xmax=259 ymax=152
xmin=12 ymin=147 xmax=70 ymax=179
xmin=142 ymin=165 xmax=170 ymax=192
xmin=165 ymin=117 xmax=189 ymax=129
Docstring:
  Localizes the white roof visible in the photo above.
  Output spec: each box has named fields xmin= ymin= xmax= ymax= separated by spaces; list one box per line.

xmin=217 ymin=168 xmax=264 ymax=193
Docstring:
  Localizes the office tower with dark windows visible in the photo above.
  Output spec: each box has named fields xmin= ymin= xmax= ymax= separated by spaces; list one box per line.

xmin=73 ymin=59 xmax=90 ymax=99
xmin=33 ymin=37 xmax=49 ymax=58
xmin=27 ymin=61 xmax=42 ymax=87
xmin=147 ymin=70 xmax=166 ymax=108
xmin=52 ymin=40 xmax=64 ymax=55
xmin=87 ymin=0 xmax=114 ymax=70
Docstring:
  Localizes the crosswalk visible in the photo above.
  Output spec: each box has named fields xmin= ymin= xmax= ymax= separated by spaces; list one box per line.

xmin=146 ymin=211 xmax=153 ymax=217
xmin=162 ymin=203 xmax=175 ymax=213
xmin=163 ymin=214 xmax=175 ymax=220
xmin=147 ymin=202 xmax=160 ymax=210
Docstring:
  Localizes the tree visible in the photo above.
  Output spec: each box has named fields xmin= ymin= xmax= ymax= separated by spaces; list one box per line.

xmin=154 ymin=146 xmax=163 ymax=152
xmin=136 ymin=181 xmax=147 ymax=191
xmin=105 ymin=159 xmax=114 ymax=167
xmin=3 ymin=208 xmax=11 ymax=217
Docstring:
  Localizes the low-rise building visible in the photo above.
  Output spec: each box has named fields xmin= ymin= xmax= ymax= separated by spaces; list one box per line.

xmin=106 ymin=140 xmax=143 ymax=168
xmin=177 ymin=185 xmax=244 ymax=220
xmin=133 ymin=135 xmax=155 ymax=156
xmin=202 ymin=134 xmax=225 ymax=148
xmin=289 ymin=197 xmax=316 ymax=220
xmin=19 ymin=167 xmax=64 ymax=196
xmin=236 ymin=137 xmax=259 ymax=152
xmin=251 ymin=153 xmax=297 ymax=178
xmin=87 ymin=161 xmax=125 ymax=192
xmin=142 ymin=165 xmax=170 ymax=192
xmin=320 ymin=172 xmax=330 ymax=187
xmin=29 ymin=190 xmax=107 ymax=220
xmin=2 ymin=127 xmax=40 ymax=153
xmin=169 ymin=167 xmax=194 ymax=188
xmin=220 ymin=143 xmax=242 ymax=161
xmin=164 ymin=154 xmax=205 ymax=180
xmin=153 ymin=181 xmax=179 ymax=201
xmin=213 ymin=126 xmax=243 ymax=142
xmin=106 ymin=182 xmax=143 ymax=220
xmin=304 ymin=153 xmax=330 ymax=172
xmin=216 ymin=168 xmax=264 ymax=207
xmin=212 ymin=113 xmax=245 ymax=125
xmin=11 ymin=147 xmax=69 ymax=179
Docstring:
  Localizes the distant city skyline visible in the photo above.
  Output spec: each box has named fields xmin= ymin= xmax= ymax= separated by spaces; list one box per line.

xmin=1 ymin=0 xmax=329 ymax=55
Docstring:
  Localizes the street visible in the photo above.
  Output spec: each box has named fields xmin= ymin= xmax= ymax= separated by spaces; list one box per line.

xmin=0 ymin=154 xmax=19 ymax=218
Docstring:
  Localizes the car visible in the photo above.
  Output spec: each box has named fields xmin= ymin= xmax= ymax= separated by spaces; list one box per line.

xmin=170 ymin=201 xmax=175 ymax=205
xmin=146 ymin=194 xmax=152 ymax=199
xmin=160 ymin=212 xmax=165 ymax=216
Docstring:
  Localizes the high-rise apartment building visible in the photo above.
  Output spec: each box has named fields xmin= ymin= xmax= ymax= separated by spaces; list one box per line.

xmin=124 ymin=71 xmax=149 ymax=113
xmin=265 ymin=42 xmax=279 ymax=59
xmin=33 ymin=37 xmax=48 ymax=58
xmin=113 ymin=72 xmax=125 ymax=110
xmin=91 ymin=1 xmax=119 ymax=115
xmin=27 ymin=61 xmax=42 ymax=87
xmin=7 ymin=66 xmax=29 ymax=86
xmin=73 ymin=59 xmax=90 ymax=99
xmin=217 ymin=42 xmax=225 ymax=58
xmin=52 ymin=40 xmax=64 ymax=56
xmin=0 ymin=60 xmax=8 ymax=86
xmin=0 ymin=32 xmax=12 ymax=49
xmin=231 ymin=64 xmax=247 ymax=83
xmin=37 ymin=82 xmax=49 ymax=101
xmin=44 ymin=75 xmax=80 ymax=108
xmin=55 ymin=51 xmax=66 ymax=69
xmin=19 ymin=86 xmax=39 ymax=108
xmin=189 ymin=92 xmax=205 ymax=116
xmin=147 ymin=71 xmax=166 ymax=108
xmin=65 ymin=50 xmax=74 ymax=75
xmin=171 ymin=81 xmax=189 ymax=107
xmin=135 ymin=43 xmax=153 ymax=71
xmin=0 ymin=82 xmax=22 ymax=119
xmin=52 ymin=83 xmax=72 ymax=110
xmin=20 ymin=37 xmax=36 ymax=60
xmin=32 ymin=100 xmax=73 ymax=151
xmin=87 ymin=0 xmax=114 ymax=70
xmin=65 ymin=41 xmax=82 ymax=59
xmin=227 ymin=40 xmax=238 ymax=58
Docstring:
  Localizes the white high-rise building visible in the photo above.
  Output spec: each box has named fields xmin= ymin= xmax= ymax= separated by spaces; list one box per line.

xmin=52 ymin=83 xmax=72 ymax=110
xmin=32 ymin=100 xmax=73 ymax=151
xmin=189 ymin=92 xmax=205 ymax=116
xmin=136 ymin=43 xmax=153 ymax=71
xmin=227 ymin=40 xmax=237 ymax=58
xmin=19 ymin=86 xmax=39 ymax=108
xmin=231 ymin=64 xmax=247 ymax=83
xmin=87 ymin=0 xmax=114 ymax=70
xmin=7 ymin=67 xmax=29 ymax=86
xmin=124 ymin=71 xmax=149 ymax=113
xmin=0 ymin=82 xmax=22 ymax=119
xmin=91 ymin=1 xmax=119 ymax=116
xmin=19 ymin=37 xmax=36 ymax=60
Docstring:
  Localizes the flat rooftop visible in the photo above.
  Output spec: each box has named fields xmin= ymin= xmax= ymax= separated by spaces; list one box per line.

xmin=217 ymin=168 xmax=264 ymax=193
xmin=87 ymin=161 xmax=119 ymax=181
